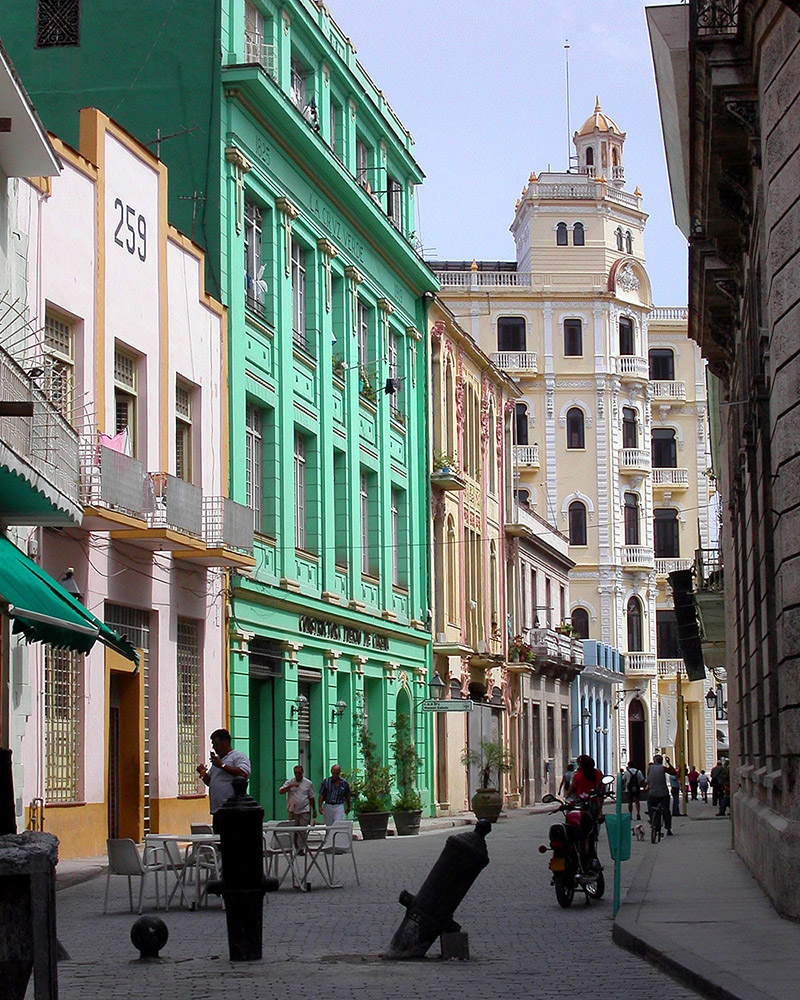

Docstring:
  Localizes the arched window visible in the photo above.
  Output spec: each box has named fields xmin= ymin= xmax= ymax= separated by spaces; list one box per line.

xmin=649 ymin=348 xmax=675 ymax=381
xmin=446 ymin=516 xmax=457 ymax=623
xmin=624 ymin=492 xmax=640 ymax=545
xmin=586 ymin=147 xmax=594 ymax=169
xmin=569 ymin=500 xmax=587 ymax=545
xmin=622 ymin=407 xmax=638 ymax=449
xmin=490 ymin=540 xmax=498 ymax=628
xmin=564 ymin=318 xmax=583 ymax=356
xmin=556 ymin=222 xmax=568 ymax=246
xmin=515 ymin=488 xmax=532 ymax=509
xmin=654 ymin=508 xmax=679 ymax=558
xmin=566 ymin=408 xmax=585 ymax=449
xmin=514 ymin=403 xmax=528 ymax=445
xmin=626 ymin=596 xmax=643 ymax=651
xmin=651 ymin=428 xmax=677 ymax=468
xmin=615 ymin=227 xmax=624 ymax=251
xmin=572 ymin=607 xmax=590 ymax=639
xmin=619 ymin=317 xmax=635 ymax=356
xmin=625 ymin=230 xmax=633 ymax=254
xmin=444 ymin=361 xmax=454 ymax=455
xmin=488 ymin=406 xmax=496 ymax=495
xmin=572 ymin=222 xmax=585 ymax=246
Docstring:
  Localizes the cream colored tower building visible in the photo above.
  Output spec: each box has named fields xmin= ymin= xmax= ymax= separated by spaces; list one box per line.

xmin=434 ymin=101 xmax=715 ymax=772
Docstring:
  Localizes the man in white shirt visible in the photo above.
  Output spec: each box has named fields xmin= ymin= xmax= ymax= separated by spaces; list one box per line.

xmin=279 ymin=765 xmax=317 ymax=828
xmin=196 ymin=729 xmax=251 ymax=832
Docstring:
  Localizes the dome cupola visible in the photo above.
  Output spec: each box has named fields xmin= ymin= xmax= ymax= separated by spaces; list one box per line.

xmin=573 ymin=97 xmax=627 ymax=187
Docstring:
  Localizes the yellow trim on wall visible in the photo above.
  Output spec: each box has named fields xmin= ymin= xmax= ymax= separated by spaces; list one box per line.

xmin=37 ymin=802 xmax=107 ymax=859
xmin=150 ymin=795 xmax=210 ymax=833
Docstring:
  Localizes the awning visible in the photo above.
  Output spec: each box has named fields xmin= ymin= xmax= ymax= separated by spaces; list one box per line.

xmin=0 ymin=535 xmax=139 ymax=664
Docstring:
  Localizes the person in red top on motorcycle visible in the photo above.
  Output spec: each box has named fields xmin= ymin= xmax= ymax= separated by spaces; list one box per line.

xmin=567 ymin=755 xmax=605 ymax=864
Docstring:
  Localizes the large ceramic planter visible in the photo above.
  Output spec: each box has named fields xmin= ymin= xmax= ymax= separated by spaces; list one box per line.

xmin=471 ymin=788 xmax=503 ymax=823
xmin=392 ymin=809 xmax=422 ymax=836
xmin=357 ymin=811 xmax=391 ymax=840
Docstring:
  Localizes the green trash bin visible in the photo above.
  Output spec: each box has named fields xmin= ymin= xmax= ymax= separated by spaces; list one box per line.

xmin=605 ymin=812 xmax=632 ymax=861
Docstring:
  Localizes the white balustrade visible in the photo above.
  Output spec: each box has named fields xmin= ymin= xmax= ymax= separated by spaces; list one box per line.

xmin=626 ymin=653 xmax=657 ymax=673
xmin=622 ymin=545 xmax=654 ymax=567
xmin=652 ymin=468 xmax=689 ymax=488
xmin=651 ymin=380 xmax=687 ymax=401
xmin=616 ymin=356 xmax=649 ymax=378
xmin=658 ymin=659 xmax=687 ymax=677
xmin=650 ymin=307 xmax=688 ymax=321
xmin=620 ymin=448 xmax=651 ymax=471
xmin=655 ymin=558 xmax=693 ymax=577
xmin=491 ymin=351 xmax=538 ymax=372
xmin=514 ymin=444 xmax=540 ymax=467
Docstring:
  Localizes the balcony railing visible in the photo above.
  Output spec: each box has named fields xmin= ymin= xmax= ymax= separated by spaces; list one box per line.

xmin=696 ymin=546 xmax=724 ymax=591
xmin=145 ymin=473 xmax=202 ymax=537
xmin=514 ymin=444 xmax=540 ymax=468
xmin=80 ymin=442 xmax=146 ymax=517
xmin=652 ymin=468 xmax=689 ymax=489
xmin=650 ymin=307 xmax=688 ymax=321
xmin=622 ymin=545 xmax=654 ymax=568
xmin=529 ymin=628 xmax=584 ymax=667
xmin=620 ymin=448 xmax=651 ymax=472
xmin=651 ymin=380 xmax=687 ymax=402
xmin=243 ymin=38 xmax=277 ymax=80
xmin=658 ymin=658 xmax=687 ymax=677
xmin=434 ymin=270 xmax=532 ymax=288
xmin=626 ymin=652 xmax=657 ymax=674
xmin=491 ymin=351 xmax=538 ymax=373
xmin=691 ymin=0 xmax=740 ymax=39
xmin=202 ymin=496 xmax=254 ymax=553
xmin=655 ymin=557 xmax=693 ymax=577
xmin=616 ymin=356 xmax=649 ymax=379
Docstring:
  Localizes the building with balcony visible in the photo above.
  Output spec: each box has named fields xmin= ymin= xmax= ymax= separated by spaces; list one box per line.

xmin=8 ymin=108 xmax=243 ymax=856
xmin=649 ymin=0 xmax=800 ymax=917
xmin=432 ymin=100 xmax=714 ymax=772
xmin=505 ymin=498 xmax=580 ymax=803
xmin=428 ymin=298 xmax=518 ymax=813
xmin=573 ymin=640 xmax=625 ymax=776
xmin=2 ymin=1 xmax=438 ymax=820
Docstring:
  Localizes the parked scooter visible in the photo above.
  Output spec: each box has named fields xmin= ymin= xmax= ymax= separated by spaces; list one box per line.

xmin=538 ymin=776 xmax=614 ymax=908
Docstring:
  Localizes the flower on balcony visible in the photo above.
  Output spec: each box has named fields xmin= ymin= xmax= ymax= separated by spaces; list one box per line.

xmin=432 ymin=452 xmax=458 ymax=473
xmin=359 ymin=365 xmax=377 ymax=403
xmin=509 ymin=635 xmax=533 ymax=663
xmin=332 ymin=354 xmax=345 ymax=378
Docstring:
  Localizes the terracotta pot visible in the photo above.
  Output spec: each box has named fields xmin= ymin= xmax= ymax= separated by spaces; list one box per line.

xmin=357 ymin=811 xmax=391 ymax=840
xmin=471 ymin=788 xmax=503 ymax=823
xmin=392 ymin=809 xmax=422 ymax=836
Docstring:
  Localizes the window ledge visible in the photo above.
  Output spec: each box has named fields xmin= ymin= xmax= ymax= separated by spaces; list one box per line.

xmin=245 ymin=305 xmax=274 ymax=337
xmin=361 ymin=572 xmax=380 ymax=585
xmin=293 ymin=344 xmax=317 ymax=368
xmin=296 ymin=548 xmax=320 ymax=563
xmin=177 ymin=793 xmax=207 ymax=800
xmin=44 ymin=800 xmax=86 ymax=808
xmin=392 ymin=584 xmax=409 ymax=595
xmin=390 ymin=415 xmax=407 ymax=433
xmin=254 ymin=532 xmax=277 ymax=546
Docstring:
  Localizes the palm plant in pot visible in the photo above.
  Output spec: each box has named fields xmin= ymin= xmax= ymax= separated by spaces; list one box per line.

xmin=460 ymin=739 xmax=515 ymax=823
xmin=348 ymin=711 xmax=392 ymax=840
xmin=390 ymin=712 xmax=422 ymax=835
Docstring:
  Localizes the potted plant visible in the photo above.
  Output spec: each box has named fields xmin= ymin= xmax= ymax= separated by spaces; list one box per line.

xmin=432 ymin=452 xmax=458 ymax=475
xmin=348 ymin=711 xmax=392 ymax=840
xmin=332 ymin=354 xmax=345 ymax=379
xmin=509 ymin=634 xmax=531 ymax=663
xmin=359 ymin=365 xmax=377 ymax=404
xmin=460 ymin=739 xmax=514 ymax=823
xmin=390 ymin=712 xmax=423 ymax=836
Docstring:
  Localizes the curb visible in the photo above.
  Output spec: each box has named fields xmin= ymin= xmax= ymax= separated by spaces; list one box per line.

xmin=612 ymin=848 xmax=775 ymax=1000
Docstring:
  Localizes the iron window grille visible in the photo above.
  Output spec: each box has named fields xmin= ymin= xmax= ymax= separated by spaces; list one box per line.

xmin=177 ymin=619 xmax=201 ymax=796
xmin=36 ymin=0 xmax=80 ymax=47
xmin=45 ymin=647 xmax=81 ymax=802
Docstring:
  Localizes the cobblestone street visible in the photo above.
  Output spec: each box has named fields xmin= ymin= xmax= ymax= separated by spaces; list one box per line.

xmin=49 ymin=811 xmax=699 ymax=999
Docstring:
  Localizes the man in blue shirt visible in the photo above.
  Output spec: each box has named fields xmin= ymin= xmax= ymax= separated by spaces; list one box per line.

xmin=318 ymin=764 xmax=351 ymax=829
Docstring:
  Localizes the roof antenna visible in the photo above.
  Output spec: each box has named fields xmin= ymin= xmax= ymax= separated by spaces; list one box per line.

xmin=564 ymin=39 xmax=572 ymax=173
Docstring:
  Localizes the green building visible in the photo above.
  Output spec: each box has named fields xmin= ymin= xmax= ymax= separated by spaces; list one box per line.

xmin=3 ymin=0 xmax=437 ymax=817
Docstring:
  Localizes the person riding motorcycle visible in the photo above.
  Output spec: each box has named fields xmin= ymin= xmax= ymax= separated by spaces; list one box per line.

xmin=566 ymin=754 xmax=605 ymax=864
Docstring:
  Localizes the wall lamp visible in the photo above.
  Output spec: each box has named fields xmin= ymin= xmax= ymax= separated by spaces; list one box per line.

xmin=614 ymin=685 xmax=643 ymax=710
xmin=60 ymin=567 xmax=83 ymax=603
xmin=331 ymin=699 xmax=347 ymax=723
xmin=290 ymin=693 xmax=308 ymax=719
xmin=428 ymin=672 xmax=445 ymax=701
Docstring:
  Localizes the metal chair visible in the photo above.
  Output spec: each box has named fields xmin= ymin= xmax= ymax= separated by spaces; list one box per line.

xmin=163 ymin=839 xmax=192 ymax=910
xmin=263 ymin=821 xmax=300 ymax=887
xmin=319 ymin=821 xmax=359 ymax=886
xmin=104 ymin=839 xmax=166 ymax=914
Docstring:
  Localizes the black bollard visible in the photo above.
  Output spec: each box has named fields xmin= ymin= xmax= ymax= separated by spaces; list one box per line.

xmin=206 ymin=776 xmax=276 ymax=961
xmin=1 ymin=748 xmax=17 ymax=835
xmin=384 ymin=819 xmax=491 ymax=959
xmin=130 ymin=915 xmax=168 ymax=959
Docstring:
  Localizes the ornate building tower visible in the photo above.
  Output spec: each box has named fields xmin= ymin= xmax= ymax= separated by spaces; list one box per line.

xmin=434 ymin=101 xmax=713 ymax=774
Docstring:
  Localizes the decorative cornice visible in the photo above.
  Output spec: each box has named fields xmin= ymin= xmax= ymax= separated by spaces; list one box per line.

xmin=317 ymin=237 xmax=339 ymax=258
xmin=224 ymin=146 xmax=252 ymax=173
xmin=276 ymin=197 xmax=300 ymax=220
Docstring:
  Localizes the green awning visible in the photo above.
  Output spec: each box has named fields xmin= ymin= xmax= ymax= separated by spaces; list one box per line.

xmin=0 ymin=535 xmax=139 ymax=664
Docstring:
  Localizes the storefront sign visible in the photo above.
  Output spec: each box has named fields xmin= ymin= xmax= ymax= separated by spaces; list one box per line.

xmin=298 ymin=614 xmax=389 ymax=651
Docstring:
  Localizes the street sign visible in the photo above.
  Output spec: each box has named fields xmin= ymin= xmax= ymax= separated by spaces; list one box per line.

xmin=420 ymin=699 xmax=473 ymax=712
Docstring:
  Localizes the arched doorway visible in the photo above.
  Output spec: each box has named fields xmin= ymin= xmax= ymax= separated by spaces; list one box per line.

xmin=628 ymin=698 xmax=646 ymax=772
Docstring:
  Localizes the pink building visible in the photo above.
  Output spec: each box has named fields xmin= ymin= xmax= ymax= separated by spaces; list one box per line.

xmin=13 ymin=110 xmax=253 ymax=856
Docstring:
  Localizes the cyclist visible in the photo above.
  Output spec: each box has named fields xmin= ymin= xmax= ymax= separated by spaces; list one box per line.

xmin=645 ymin=753 xmax=677 ymax=837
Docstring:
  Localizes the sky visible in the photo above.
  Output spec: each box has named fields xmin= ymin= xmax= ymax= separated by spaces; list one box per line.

xmin=324 ymin=0 xmax=688 ymax=306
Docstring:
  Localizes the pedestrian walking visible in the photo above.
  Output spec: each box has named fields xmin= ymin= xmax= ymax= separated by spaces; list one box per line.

xmin=558 ymin=762 xmax=576 ymax=798
xmin=669 ymin=766 xmax=681 ymax=816
xmin=279 ymin=765 xmax=317 ymax=827
xmin=717 ymin=760 xmax=731 ymax=816
xmin=623 ymin=761 xmax=645 ymax=820
xmin=710 ymin=758 xmax=724 ymax=807
xmin=196 ymin=728 xmax=251 ymax=832
xmin=698 ymin=769 xmax=710 ymax=802
xmin=645 ymin=754 xmax=677 ymax=836
xmin=687 ymin=765 xmax=699 ymax=800
xmin=318 ymin=764 xmax=351 ymax=830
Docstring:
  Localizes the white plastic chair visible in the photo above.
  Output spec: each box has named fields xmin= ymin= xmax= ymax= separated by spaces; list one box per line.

xmin=163 ymin=839 xmax=192 ymax=910
xmin=104 ymin=839 xmax=166 ymax=914
xmin=263 ymin=821 xmax=300 ymax=887
xmin=319 ymin=821 xmax=359 ymax=886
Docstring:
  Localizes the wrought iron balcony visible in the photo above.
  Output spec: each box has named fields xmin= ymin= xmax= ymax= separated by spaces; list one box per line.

xmin=691 ymin=0 xmax=740 ymax=40
xmin=79 ymin=441 xmax=147 ymax=530
xmin=0 ymin=346 xmax=80 ymax=524
xmin=696 ymin=546 xmax=724 ymax=591
xmin=243 ymin=38 xmax=277 ymax=80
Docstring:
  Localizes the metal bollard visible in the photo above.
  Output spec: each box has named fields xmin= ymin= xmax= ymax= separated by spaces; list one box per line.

xmin=206 ymin=776 xmax=277 ymax=961
xmin=384 ymin=819 xmax=491 ymax=959
xmin=130 ymin=915 xmax=168 ymax=959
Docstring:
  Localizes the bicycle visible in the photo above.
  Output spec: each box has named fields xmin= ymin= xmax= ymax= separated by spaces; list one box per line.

xmin=647 ymin=796 xmax=668 ymax=842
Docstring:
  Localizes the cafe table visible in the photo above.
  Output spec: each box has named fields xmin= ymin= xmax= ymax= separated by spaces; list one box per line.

xmin=263 ymin=824 xmax=341 ymax=891
xmin=144 ymin=833 xmax=220 ymax=909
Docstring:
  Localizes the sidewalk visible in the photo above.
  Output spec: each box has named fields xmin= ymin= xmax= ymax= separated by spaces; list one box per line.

xmin=613 ymin=800 xmax=800 ymax=1000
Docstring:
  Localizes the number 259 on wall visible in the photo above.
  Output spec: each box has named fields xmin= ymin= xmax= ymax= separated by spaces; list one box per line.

xmin=113 ymin=198 xmax=147 ymax=262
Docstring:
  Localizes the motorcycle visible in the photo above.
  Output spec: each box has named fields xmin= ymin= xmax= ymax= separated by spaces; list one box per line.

xmin=538 ymin=775 xmax=614 ymax=908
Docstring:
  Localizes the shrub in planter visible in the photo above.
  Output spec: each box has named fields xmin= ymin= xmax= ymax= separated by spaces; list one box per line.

xmin=390 ymin=712 xmax=422 ymax=836
xmin=348 ymin=711 xmax=392 ymax=840
xmin=460 ymin=740 xmax=515 ymax=823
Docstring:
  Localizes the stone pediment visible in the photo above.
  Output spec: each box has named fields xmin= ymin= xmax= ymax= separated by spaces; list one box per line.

xmin=608 ymin=257 xmax=651 ymax=308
